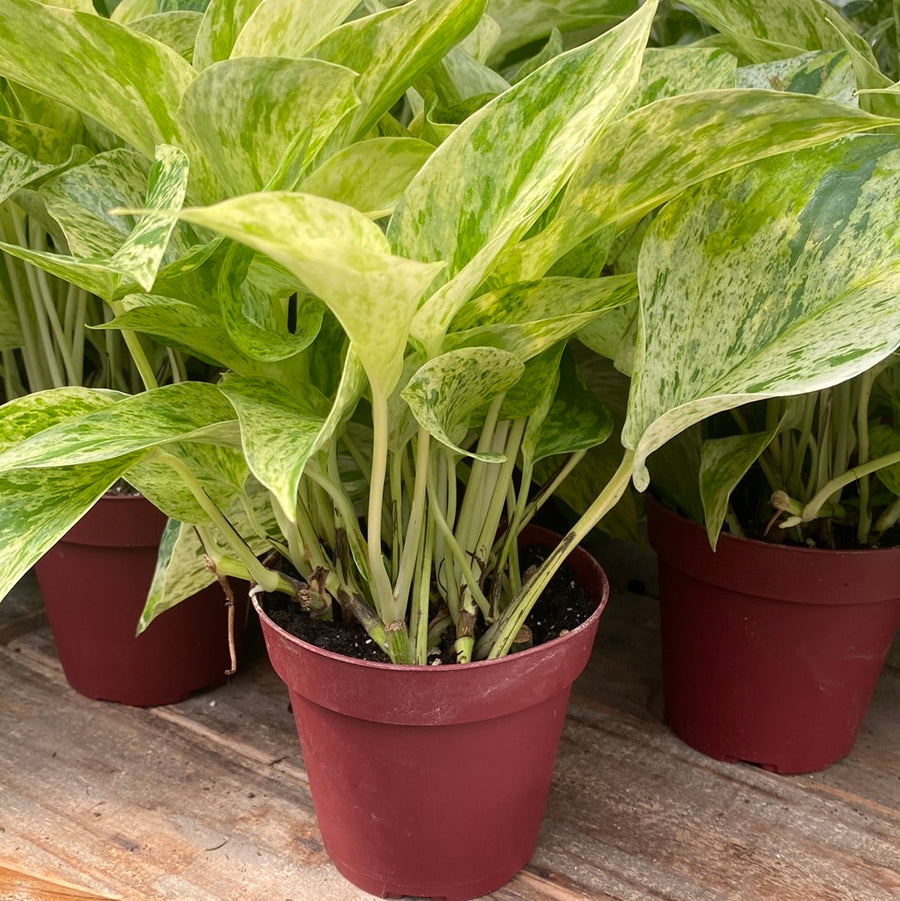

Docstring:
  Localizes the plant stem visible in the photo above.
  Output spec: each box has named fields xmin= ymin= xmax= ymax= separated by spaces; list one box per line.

xmin=801 ymin=449 xmax=900 ymax=523
xmin=156 ymin=450 xmax=281 ymax=591
xmin=479 ymin=450 xmax=635 ymax=660
xmin=393 ymin=428 xmax=431 ymax=620
xmin=366 ymin=384 xmax=399 ymax=623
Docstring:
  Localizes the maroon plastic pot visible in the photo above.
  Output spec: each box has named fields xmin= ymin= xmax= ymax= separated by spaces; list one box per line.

xmin=34 ymin=492 xmax=247 ymax=707
xmin=647 ymin=496 xmax=900 ymax=774
xmin=254 ymin=525 xmax=608 ymax=901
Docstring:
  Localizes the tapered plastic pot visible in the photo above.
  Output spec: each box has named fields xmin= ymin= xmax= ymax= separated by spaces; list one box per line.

xmin=34 ymin=492 xmax=247 ymax=707
xmin=647 ymin=496 xmax=900 ymax=774
xmin=254 ymin=525 xmax=608 ymax=901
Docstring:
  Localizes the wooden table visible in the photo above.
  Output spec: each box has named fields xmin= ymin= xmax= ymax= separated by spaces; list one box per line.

xmin=1 ymin=541 xmax=898 ymax=900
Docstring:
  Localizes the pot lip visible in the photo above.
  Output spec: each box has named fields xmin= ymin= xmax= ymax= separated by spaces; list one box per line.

xmin=251 ymin=533 xmax=609 ymax=673
xmin=647 ymin=493 xmax=900 ymax=558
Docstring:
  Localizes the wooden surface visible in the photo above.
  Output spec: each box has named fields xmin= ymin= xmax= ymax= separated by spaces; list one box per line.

xmin=0 ymin=540 xmax=898 ymax=901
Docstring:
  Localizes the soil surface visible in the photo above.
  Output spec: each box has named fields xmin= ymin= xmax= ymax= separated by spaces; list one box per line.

xmin=262 ymin=544 xmax=593 ymax=664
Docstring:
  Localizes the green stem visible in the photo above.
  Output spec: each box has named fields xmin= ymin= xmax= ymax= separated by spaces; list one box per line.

xmin=157 ymin=450 xmax=279 ymax=591
xmin=393 ymin=428 xmax=431 ymax=620
xmin=800 ymin=449 xmax=900 ymax=523
xmin=479 ymin=450 xmax=634 ymax=660
xmin=366 ymin=384 xmax=398 ymax=622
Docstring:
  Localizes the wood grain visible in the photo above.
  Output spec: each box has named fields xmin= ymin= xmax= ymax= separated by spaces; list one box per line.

xmin=1 ymin=546 xmax=897 ymax=901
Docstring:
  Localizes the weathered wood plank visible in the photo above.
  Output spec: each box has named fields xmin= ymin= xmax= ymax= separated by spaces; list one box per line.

xmin=0 ymin=865 xmax=119 ymax=901
xmin=1 ymin=545 xmax=898 ymax=901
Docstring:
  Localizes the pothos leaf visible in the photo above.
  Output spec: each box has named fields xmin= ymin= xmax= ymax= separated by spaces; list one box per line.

xmin=401 ymin=346 xmax=524 ymax=461
xmin=624 ymin=134 xmax=900 ymax=490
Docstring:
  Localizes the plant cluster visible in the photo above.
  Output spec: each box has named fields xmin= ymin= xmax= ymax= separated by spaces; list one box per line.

xmin=0 ymin=0 xmax=898 ymax=665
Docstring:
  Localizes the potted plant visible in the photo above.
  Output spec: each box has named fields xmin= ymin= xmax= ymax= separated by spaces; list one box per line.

xmin=0 ymin=69 xmax=252 ymax=705
xmin=624 ymin=0 xmax=900 ymax=776
xmin=1 ymin=0 xmax=899 ymax=894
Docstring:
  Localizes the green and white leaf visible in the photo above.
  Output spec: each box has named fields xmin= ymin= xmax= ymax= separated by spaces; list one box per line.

xmin=401 ymin=346 xmax=524 ymax=461
xmin=396 ymin=1 xmax=657 ymax=350
xmin=627 ymin=46 xmax=738 ymax=110
xmin=0 ymin=387 xmax=137 ymax=600
xmin=736 ymin=50 xmax=857 ymax=104
xmin=531 ymin=348 xmax=613 ymax=461
xmin=444 ymin=275 xmax=636 ymax=360
xmin=129 ymin=11 xmax=203 ymax=60
xmin=229 ymin=0 xmax=359 ymax=59
xmin=505 ymin=89 xmax=896 ymax=281
xmin=624 ymin=134 xmax=900 ymax=491
xmin=176 ymin=57 xmax=359 ymax=196
xmin=124 ymin=438 xmax=248 ymax=525
xmin=0 ymin=382 xmax=237 ymax=471
xmin=193 ymin=0 xmax=262 ymax=69
xmin=485 ymin=0 xmax=635 ymax=65
xmin=311 ymin=0 xmax=487 ymax=149
xmin=297 ymin=138 xmax=434 ymax=217
xmin=174 ymin=191 xmax=444 ymax=396
xmin=0 ymin=0 xmax=196 ymax=156
xmin=218 ymin=374 xmax=326 ymax=520
xmin=698 ymin=426 xmax=781 ymax=548
xmin=685 ymin=0 xmax=876 ymax=65
xmin=0 ymin=145 xmax=192 ymax=301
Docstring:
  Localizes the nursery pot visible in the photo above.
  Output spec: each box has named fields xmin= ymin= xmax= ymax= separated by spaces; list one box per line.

xmin=34 ymin=492 xmax=247 ymax=707
xmin=254 ymin=525 xmax=608 ymax=901
xmin=647 ymin=496 xmax=900 ymax=774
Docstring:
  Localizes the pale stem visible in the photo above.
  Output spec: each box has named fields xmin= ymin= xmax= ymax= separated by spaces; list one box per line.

xmin=156 ymin=450 xmax=281 ymax=591
xmin=393 ymin=428 xmax=431 ymax=620
xmin=801 ymin=449 xmax=900 ymax=523
xmin=481 ymin=450 xmax=634 ymax=660
xmin=366 ymin=384 xmax=398 ymax=622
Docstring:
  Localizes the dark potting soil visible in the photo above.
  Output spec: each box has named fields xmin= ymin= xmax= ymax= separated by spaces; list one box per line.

xmin=262 ymin=545 xmax=593 ymax=664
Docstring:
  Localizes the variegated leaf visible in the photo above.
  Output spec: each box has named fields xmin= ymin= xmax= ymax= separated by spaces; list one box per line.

xmin=311 ymin=0 xmax=487 ymax=150
xmin=193 ymin=0 xmax=262 ymax=70
xmin=698 ymin=427 xmax=782 ymax=548
xmin=218 ymin=374 xmax=326 ymax=519
xmin=401 ymin=346 xmax=524 ymax=461
xmin=736 ymin=50 xmax=857 ymax=104
xmin=230 ymin=0 xmax=358 ymax=59
xmin=298 ymin=138 xmax=434 ymax=217
xmin=0 ymin=118 xmax=73 ymax=166
xmin=138 ymin=476 xmax=280 ymax=629
xmin=0 ymin=0 xmax=195 ymax=156
xmin=444 ymin=274 xmax=637 ymax=360
xmin=505 ymin=89 xmax=896 ymax=281
xmin=627 ymin=46 xmax=738 ymax=110
xmin=0 ymin=463 xmax=138 ymax=601
xmin=99 ymin=296 xmax=275 ymax=375
xmin=624 ymin=134 xmax=900 ymax=490
xmin=0 ymin=145 xmax=191 ymax=300
xmin=397 ymin=1 xmax=657 ymax=350
xmin=0 ymin=142 xmax=66 ymax=205
xmin=124 ymin=436 xmax=248 ymax=524
xmin=530 ymin=347 xmax=613 ymax=461
xmin=129 ymin=11 xmax=203 ymax=60
xmin=176 ymin=57 xmax=359 ymax=196
xmin=685 ymin=0 xmax=875 ymax=65
xmin=140 ymin=519 xmax=216 ymax=628
xmin=174 ymin=192 xmax=444 ymax=397
xmin=0 ymin=386 xmax=137 ymax=599
xmin=485 ymin=0 xmax=635 ymax=65
xmin=216 ymin=244 xmax=324 ymax=363
xmin=0 ymin=381 xmax=237 ymax=471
